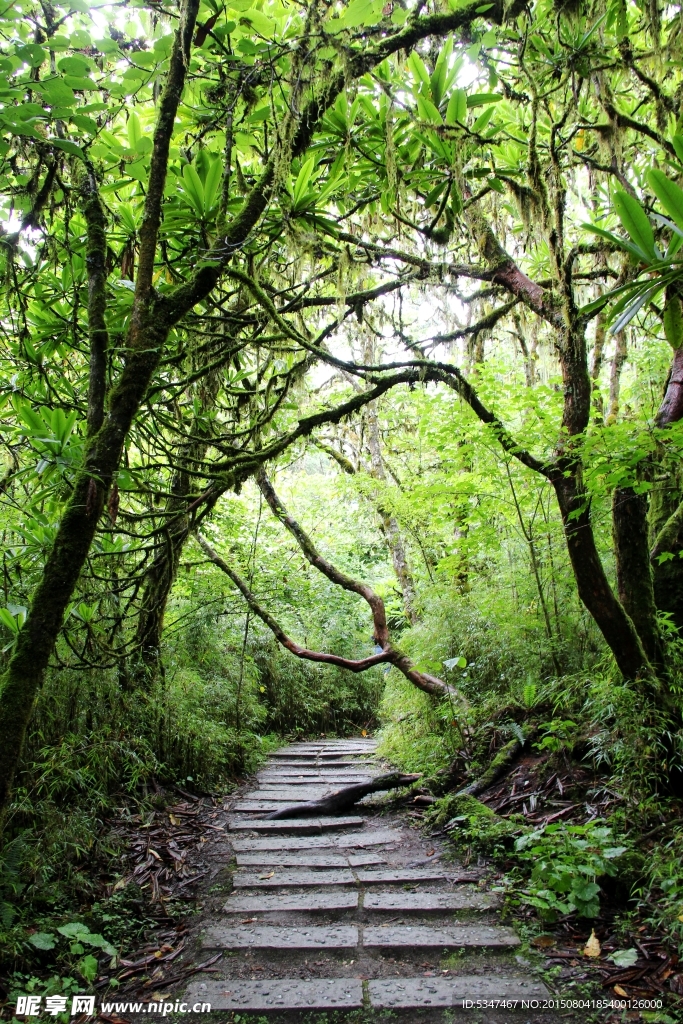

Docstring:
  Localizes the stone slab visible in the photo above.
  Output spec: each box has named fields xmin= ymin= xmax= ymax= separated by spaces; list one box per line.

xmin=228 ymin=816 xmax=365 ymax=833
xmin=233 ymin=868 xmax=356 ymax=888
xmin=186 ymin=979 xmax=363 ymax=1010
xmin=259 ymin=768 xmax=374 ymax=776
xmin=232 ymin=802 xmax=313 ymax=811
xmin=222 ymin=891 xmax=359 ymax=913
xmin=363 ymin=924 xmax=519 ymax=948
xmin=230 ymin=829 xmax=402 ymax=852
xmin=203 ymin=924 xmax=359 ymax=949
xmin=282 ymin=749 xmax=375 ymax=756
xmin=236 ymin=851 xmax=385 ymax=868
xmin=254 ymin=788 xmax=338 ymax=800
xmin=236 ymin=852 xmax=351 ymax=868
xmin=270 ymin=752 xmax=373 ymax=760
xmin=368 ymin=976 xmax=549 ymax=1008
xmin=348 ymin=853 xmax=385 ymax=867
xmin=257 ymin=775 xmax=373 ymax=785
xmin=364 ymin=890 xmax=500 ymax=912
xmin=265 ymin=760 xmax=365 ymax=768
xmin=233 ymin=800 xmax=312 ymax=812
xmin=356 ymin=869 xmax=447 ymax=884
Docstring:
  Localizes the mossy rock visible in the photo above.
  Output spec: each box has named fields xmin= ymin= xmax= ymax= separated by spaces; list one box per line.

xmin=425 ymin=793 xmax=521 ymax=856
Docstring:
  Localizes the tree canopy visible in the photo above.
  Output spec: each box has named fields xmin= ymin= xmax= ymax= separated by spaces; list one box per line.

xmin=3 ymin=0 xmax=683 ymax=958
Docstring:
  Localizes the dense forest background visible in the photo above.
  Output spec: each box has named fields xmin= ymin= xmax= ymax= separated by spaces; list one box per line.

xmin=4 ymin=0 xmax=683 ymax=1009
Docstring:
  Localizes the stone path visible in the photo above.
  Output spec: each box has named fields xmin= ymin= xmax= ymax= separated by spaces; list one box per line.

xmin=186 ymin=739 xmax=550 ymax=1018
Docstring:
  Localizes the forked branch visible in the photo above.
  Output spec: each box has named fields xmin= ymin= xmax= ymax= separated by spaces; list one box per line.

xmin=196 ymin=496 xmax=465 ymax=705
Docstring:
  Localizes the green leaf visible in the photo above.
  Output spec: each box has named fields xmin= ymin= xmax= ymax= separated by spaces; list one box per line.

xmin=29 ymin=931 xmax=56 ymax=950
xmin=127 ymin=111 xmax=142 ymax=151
xmin=672 ymin=135 xmax=683 ymax=166
xmin=445 ymin=88 xmax=467 ymax=125
xmin=57 ymin=56 xmax=91 ymax=76
xmin=239 ymin=8 xmax=275 ymax=36
xmin=647 ymin=168 xmax=683 ymax=232
xmin=16 ymin=44 xmax=46 ymax=68
xmin=51 ymin=139 xmax=85 ymax=160
xmin=472 ymin=106 xmax=495 ymax=133
xmin=466 ymin=92 xmax=501 ymax=108
xmin=79 ymin=954 xmax=99 ymax=983
xmin=57 ymin=922 xmax=89 ymax=937
xmin=430 ymin=38 xmax=453 ymax=106
xmin=612 ymin=190 xmax=657 ymax=261
xmin=416 ymin=95 xmax=443 ymax=125
xmin=407 ymin=51 xmax=430 ymax=88
xmin=292 ymin=157 xmax=314 ymax=210
xmin=664 ymin=295 xmax=683 ymax=349
xmin=203 ymin=156 xmax=223 ymax=214
xmin=608 ymin=948 xmax=638 ymax=968
xmin=181 ymin=162 xmax=206 ymax=218
xmin=0 ymin=609 xmax=19 ymax=634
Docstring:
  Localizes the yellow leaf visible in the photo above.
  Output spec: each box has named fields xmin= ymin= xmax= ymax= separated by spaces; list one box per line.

xmin=678 ymin=913 xmax=683 ymax=922
xmin=361 ymin=730 xmax=367 ymax=737
xmin=614 ymin=985 xmax=628 ymax=997
xmin=259 ymin=871 xmax=275 ymax=879
xmin=583 ymin=930 xmax=601 ymax=957
xmin=169 ymin=813 xmax=180 ymax=825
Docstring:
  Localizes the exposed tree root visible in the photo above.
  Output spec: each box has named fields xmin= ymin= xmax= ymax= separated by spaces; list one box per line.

xmin=264 ymin=772 xmax=421 ymax=819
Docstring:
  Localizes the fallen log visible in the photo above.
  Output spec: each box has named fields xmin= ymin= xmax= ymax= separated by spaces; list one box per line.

xmin=264 ymin=773 xmax=421 ymax=819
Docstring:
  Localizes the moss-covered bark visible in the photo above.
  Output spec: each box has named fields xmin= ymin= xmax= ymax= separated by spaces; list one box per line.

xmin=613 ymin=486 xmax=663 ymax=666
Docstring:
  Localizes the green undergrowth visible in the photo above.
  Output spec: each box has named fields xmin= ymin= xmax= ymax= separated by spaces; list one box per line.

xmin=376 ymin=617 xmax=683 ymax=948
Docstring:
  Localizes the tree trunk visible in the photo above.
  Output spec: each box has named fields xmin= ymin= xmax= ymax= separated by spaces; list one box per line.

xmin=606 ymin=330 xmax=627 ymax=423
xmin=612 ymin=486 xmax=663 ymax=666
xmin=551 ymin=464 xmax=652 ymax=682
xmin=0 ymin=0 xmax=202 ymax=823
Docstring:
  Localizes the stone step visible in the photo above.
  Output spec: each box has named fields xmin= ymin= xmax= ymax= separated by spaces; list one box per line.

xmin=228 ymin=816 xmax=365 ymax=833
xmin=233 ymin=868 xmax=356 ymax=888
xmin=233 ymin=800 xmax=314 ymax=812
xmin=257 ymin=775 xmax=373 ymax=785
xmin=277 ymin=748 xmax=376 ymax=756
xmin=222 ymin=891 xmax=359 ymax=913
xmin=231 ymin=866 xmax=454 ymax=887
xmin=187 ymin=979 xmax=363 ymax=1011
xmin=367 ymin=976 xmax=549 ymax=1008
xmin=355 ymin=868 xmax=448 ymax=884
xmin=254 ymin=788 xmax=340 ymax=800
xmin=363 ymin=924 xmax=519 ymax=948
xmin=279 ymin=751 xmax=375 ymax=758
xmin=203 ymin=924 xmax=358 ymax=949
xmin=364 ymin=890 xmax=499 ymax=912
xmin=265 ymin=760 xmax=365 ymax=768
xmin=259 ymin=766 xmax=374 ymax=775
xmin=229 ymin=829 xmax=402 ymax=852
xmin=235 ymin=852 xmax=385 ymax=868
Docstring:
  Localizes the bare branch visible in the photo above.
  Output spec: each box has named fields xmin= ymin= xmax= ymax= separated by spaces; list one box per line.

xmin=254 ymin=470 xmax=466 ymax=702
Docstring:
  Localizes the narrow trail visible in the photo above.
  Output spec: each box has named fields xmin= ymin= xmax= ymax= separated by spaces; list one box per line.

xmin=186 ymin=739 xmax=552 ymax=1019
